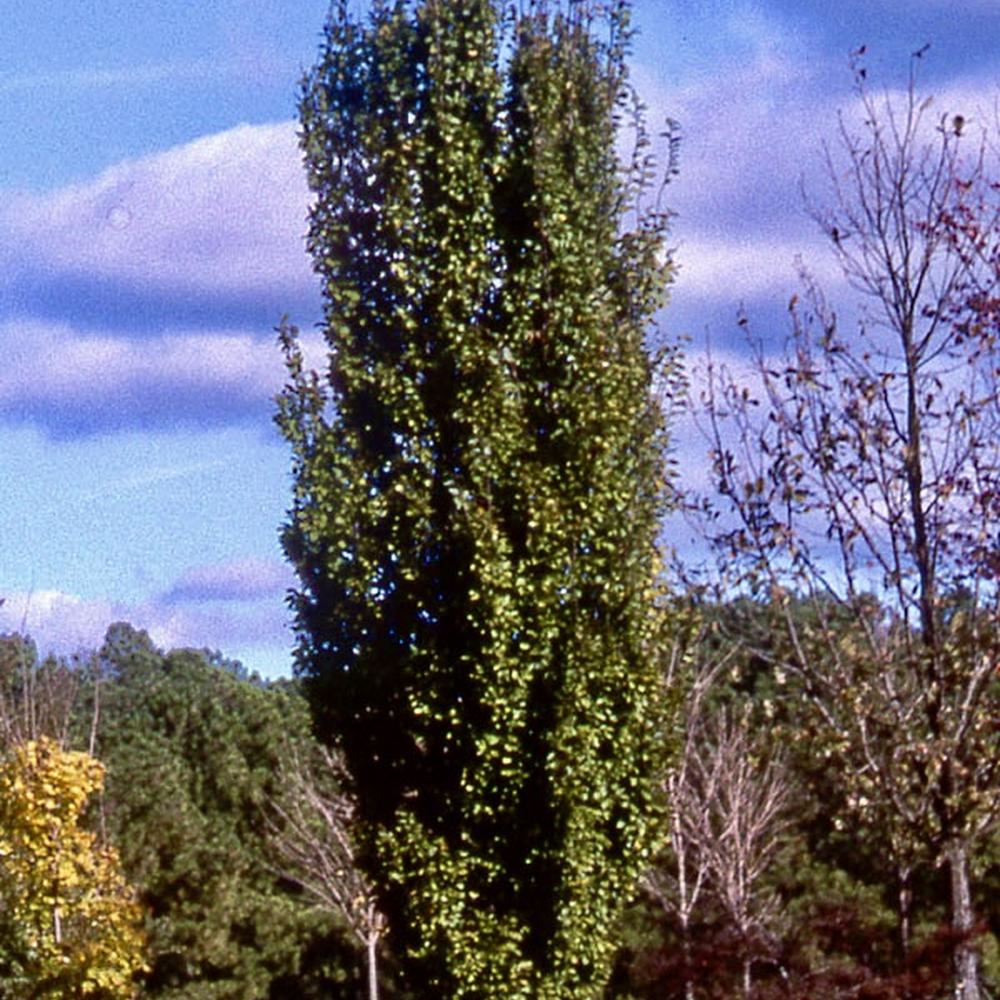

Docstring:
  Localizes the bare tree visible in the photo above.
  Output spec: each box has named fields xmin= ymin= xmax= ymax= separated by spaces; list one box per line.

xmin=702 ymin=56 xmax=1000 ymax=1000
xmin=645 ymin=637 xmax=724 ymax=1000
xmin=647 ymin=638 xmax=789 ymax=1000
xmin=694 ymin=708 xmax=789 ymax=1000
xmin=0 ymin=634 xmax=87 ymax=748
xmin=267 ymin=742 xmax=386 ymax=1000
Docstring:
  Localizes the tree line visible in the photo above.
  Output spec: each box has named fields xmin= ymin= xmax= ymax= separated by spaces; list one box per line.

xmin=0 ymin=607 xmax=996 ymax=998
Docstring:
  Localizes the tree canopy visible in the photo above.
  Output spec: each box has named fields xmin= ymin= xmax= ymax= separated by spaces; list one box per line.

xmin=277 ymin=0 xmax=678 ymax=994
xmin=0 ymin=735 xmax=147 ymax=998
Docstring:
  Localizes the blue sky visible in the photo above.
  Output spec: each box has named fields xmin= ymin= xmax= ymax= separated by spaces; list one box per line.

xmin=2 ymin=1 xmax=998 ymax=677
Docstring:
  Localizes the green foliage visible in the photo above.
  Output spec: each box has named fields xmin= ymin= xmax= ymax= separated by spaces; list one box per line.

xmin=90 ymin=624 xmax=353 ymax=999
xmin=277 ymin=0 xmax=676 ymax=995
xmin=619 ymin=608 xmax=1000 ymax=999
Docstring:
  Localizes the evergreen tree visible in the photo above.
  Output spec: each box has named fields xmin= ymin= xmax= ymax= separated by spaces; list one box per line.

xmin=92 ymin=625 xmax=356 ymax=998
xmin=277 ymin=1 xmax=677 ymax=995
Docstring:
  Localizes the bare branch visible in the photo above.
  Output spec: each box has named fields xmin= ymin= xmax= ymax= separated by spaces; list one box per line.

xmin=266 ymin=740 xmax=386 ymax=1000
xmin=697 ymin=61 xmax=1000 ymax=1000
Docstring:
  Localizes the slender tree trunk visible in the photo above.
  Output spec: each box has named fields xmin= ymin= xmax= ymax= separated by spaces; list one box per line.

xmin=675 ymin=838 xmax=695 ymax=1000
xmin=897 ymin=864 xmax=912 ymax=961
xmin=948 ymin=840 xmax=979 ymax=1000
xmin=366 ymin=933 xmax=379 ymax=1000
xmin=679 ymin=913 xmax=694 ymax=1000
xmin=738 ymin=916 xmax=752 ymax=1000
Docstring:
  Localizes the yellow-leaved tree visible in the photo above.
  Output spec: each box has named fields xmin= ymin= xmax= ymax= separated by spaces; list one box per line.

xmin=0 ymin=736 xmax=147 ymax=998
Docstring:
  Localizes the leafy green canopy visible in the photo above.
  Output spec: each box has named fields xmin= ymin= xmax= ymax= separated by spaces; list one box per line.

xmin=92 ymin=625 xmax=351 ymax=999
xmin=277 ymin=0 xmax=676 ymax=995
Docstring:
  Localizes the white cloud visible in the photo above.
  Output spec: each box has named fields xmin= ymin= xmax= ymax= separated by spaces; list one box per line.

xmin=0 ymin=319 xmax=288 ymax=433
xmin=139 ymin=601 xmax=291 ymax=659
xmin=672 ymin=232 xmax=844 ymax=302
xmin=0 ymin=120 xmax=326 ymax=436
xmin=635 ymin=31 xmax=1000 ymax=319
xmin=0 ymin=558 xmax=294 ymax=672
xmin=0 ymin=590 xmax=118 ymax=657
xmin=2 ymin=121 xmax=313 ymax=303
xmin=2 ymin=318 xmax=331 ymax=436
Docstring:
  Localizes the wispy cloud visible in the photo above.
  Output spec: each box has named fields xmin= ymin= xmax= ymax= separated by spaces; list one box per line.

xmin=163 ymin=557 xmax=291 ymax=604
xmin=0 ymin=60 xmax=238 ymax=96
xmin=76 ymin=459 xmax=232 ymax=504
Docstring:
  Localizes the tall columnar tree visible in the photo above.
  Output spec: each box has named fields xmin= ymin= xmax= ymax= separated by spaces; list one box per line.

xmin=277 ymin=0 xmax=676 ymax=995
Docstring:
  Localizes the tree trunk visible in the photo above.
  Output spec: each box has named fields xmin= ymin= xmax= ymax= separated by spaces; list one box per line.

xmin=897 ymin=864 xmax=912 ymax=961
xmin=948 ymin=840 xmax=979 ymax=1000
xmin=676 ymin=841 xmax=695 ymax=1000
xmin=366 ymin=933 xmax=379 ymax=1000
xmin=680 ymin=916 xmax=694 ymax=1000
